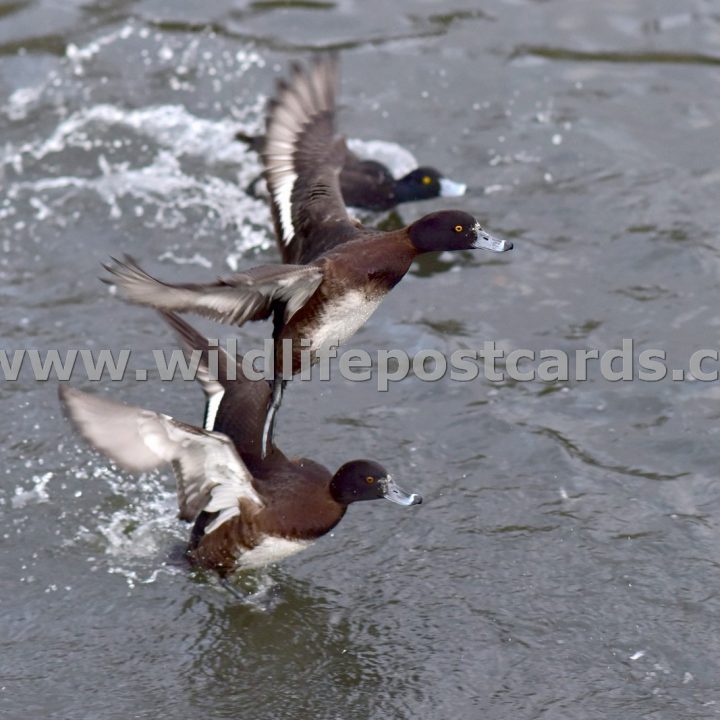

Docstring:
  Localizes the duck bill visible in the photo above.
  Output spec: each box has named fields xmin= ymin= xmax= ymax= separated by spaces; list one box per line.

xmin=380 ymin=475 xmax=423 ymax=506
xmin=438 ymin=177 xmax=467 ymax=197
xmin=472 ymin=223 xmax=513 ymax=252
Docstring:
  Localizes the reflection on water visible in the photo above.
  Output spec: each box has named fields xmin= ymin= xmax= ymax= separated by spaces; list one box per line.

xmin=515 ymin=45 xmax=720 ymax=67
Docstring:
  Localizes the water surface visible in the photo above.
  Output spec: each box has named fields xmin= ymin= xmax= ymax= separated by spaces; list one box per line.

xmin=2 ymin=1 xmax=720 ymax=718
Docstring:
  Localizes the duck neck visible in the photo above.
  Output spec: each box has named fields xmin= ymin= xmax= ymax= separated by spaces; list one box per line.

xmin=393 ymin=173 xmax=418 ymax=204
xmin=329 ymin=477 xmax=350 ymax=506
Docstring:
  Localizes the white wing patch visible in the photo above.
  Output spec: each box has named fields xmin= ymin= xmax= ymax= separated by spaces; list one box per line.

xmin=135 ymin=411 xmax=186 ymax=463
xmin=263 ymin=59 xmax=337 ymax=249
xmin=136 ymin=418 xmax=263 ymax=535
xmin=264 ymin=112 xmax=303 ymax=246
xmin=105 ymin=256 xmax=322 ymax=327
xmin=59 ymin=386 xmax=263 ymax=537
xmin=204 ymin=479 xmax=243 ymax=534
xmin=203 ymin=388 xmax=225 ymax=431
xmin=276 ymin=171 xmax=298 ymax=246
xmin=199 ymin=431 xmax=264 ymax=535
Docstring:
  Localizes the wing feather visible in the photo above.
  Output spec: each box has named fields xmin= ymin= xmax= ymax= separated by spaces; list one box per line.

xmin=262 ymin=55 xmax=357 ymax=263
xmin=103 ymin=255 xmax=323 ymax=326
xmin=59 ymin=386 xmax=263 ymax=534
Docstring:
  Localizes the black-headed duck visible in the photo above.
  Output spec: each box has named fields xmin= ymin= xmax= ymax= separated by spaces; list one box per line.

xmin=59 ymin=313 xmax=421 ymax=599
xmin=103 ymin=56 xmax=512 ymax=455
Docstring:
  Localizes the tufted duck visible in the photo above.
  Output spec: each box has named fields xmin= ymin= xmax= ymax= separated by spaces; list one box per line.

xmin=235 ymin=57 xmax=466 ymax=222
xmin=103 ymin=57 xmax=512 ymax=455
xmin=59 ymin=313 xmax=421 ymax=598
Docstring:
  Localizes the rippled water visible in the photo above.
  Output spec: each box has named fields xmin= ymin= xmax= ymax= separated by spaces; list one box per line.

xmin=3 ymin=1 xmax=720 ymax=718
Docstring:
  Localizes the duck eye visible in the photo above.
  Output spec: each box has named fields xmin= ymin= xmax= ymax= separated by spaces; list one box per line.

xmin=454 ymin=224 xmax=464 ymax=233
xmin=422 ymin=176 xmax=432 ymax=185
xmin=365 ymin=476 xmax=375 ymax=484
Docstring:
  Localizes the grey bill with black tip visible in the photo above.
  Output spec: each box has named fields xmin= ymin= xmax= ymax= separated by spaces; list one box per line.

xmin=380 ymin=475 xmax=423 ymax=506
xmin=438 ymin=177 xmax=467 ymax=197
xmin=471 ymin=222 xmax=513 ymax=252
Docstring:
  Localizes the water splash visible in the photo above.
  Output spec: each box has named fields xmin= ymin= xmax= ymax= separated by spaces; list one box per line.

xmin=11 ymin=471 xmax=53 ymax=508
xmin=60 ymin=459 xmax=188 ymax=590
xmin=2 ymin=102 xmax=274 ymax=256
xmin=346 ymin=137 xmax=418 ymax=178
xmin=1 ymin=20 xmax=272 ymax=263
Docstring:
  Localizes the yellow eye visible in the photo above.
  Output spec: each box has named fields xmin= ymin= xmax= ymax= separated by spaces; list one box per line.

xmin=454 ymin=225 xmax=464 ymax=233
xmin=366 ymin=476 xmax=375 ymax=484
xmin=422 ymin=176 xmax=432 ymax=185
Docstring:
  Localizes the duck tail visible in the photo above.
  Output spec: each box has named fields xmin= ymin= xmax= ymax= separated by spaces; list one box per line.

xmin=234 ymin=130 xmax=264 ymax=153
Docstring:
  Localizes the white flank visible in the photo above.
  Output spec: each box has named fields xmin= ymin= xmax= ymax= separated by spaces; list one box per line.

xmin=310 ymin=291 xmax=383 ymax=351
xmin=236 ymin=536 xmax=311 ymax=569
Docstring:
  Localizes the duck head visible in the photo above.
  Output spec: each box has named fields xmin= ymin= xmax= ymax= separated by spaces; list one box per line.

xmin=395 ymin=167 xmax=467 ymax=203
xmin=330 ymin=460 xmax=422 ymax=507
xmin=408 ymin=210 xmax=513 ymax=254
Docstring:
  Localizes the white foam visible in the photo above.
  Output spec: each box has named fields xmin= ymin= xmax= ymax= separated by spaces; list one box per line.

xmin=1 ymin=20 xmax=270 ymax=260
xmin=11 ymin=472 xmax=53 ymax=508
xmin=97 ymin=470 xmax=182 ymax=557
xmin=158 ymin=251 xmax=213 ymax=269
xmin=4 ymin=100 xmax=264 ymax=172
xmin=2 ymin=103 xmax=273 ymax=255
xmin=346 ymin=138 xmax=418 ymax=178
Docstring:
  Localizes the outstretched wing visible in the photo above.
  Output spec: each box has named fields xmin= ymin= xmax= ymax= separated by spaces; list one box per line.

xmin=103 ymin=255 xmax=323 ymax=326
xmin=59 ymin=386 xmax=263 ymax=535
xmin=262 ymin=55 xmax=358 ymax=264
xmin=159 ymin=312 xmax=273 ymax=457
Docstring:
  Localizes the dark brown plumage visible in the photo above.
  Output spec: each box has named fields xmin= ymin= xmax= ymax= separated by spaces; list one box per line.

xmin=235 ymin=57 xmax=465 ymax=221
xmin=102 ymin=57 xmax=512 ymax=454
xmin=58 ymin=314 xmax=421 ymax=588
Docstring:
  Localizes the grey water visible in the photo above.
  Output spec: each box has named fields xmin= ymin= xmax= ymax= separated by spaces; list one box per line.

xmin=2 ymin=0 xmax=720 ymax=718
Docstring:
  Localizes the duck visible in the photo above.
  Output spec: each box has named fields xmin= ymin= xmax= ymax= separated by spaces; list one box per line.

xmin=103 ymin=55 xmax=513 ymax=456
xmin=338 ymin=163 xmax=466 ymax=215
xmin=58 ymin=311 xmax=421 ymax=600
xmin=239 ymin=138 xmax=466 ymax=221
xmin=235 ymin=58 xmax=466 ymax=225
